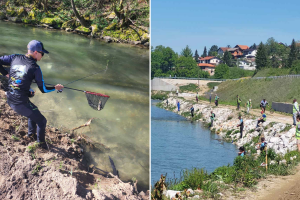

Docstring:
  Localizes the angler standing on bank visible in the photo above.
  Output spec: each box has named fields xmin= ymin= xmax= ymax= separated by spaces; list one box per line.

xmin=0 ymin=40 xmax=64 ymax=149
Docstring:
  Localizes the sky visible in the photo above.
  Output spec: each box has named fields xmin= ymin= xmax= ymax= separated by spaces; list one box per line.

xmin=151 ymin=0 xmax=300 ymax=54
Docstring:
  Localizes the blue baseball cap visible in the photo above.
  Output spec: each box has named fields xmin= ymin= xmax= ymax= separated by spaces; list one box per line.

xmin=27 ymin=40 xmax=49 ymax=54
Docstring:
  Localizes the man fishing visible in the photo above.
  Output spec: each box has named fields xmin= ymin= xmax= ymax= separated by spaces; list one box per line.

xmin=0 ymin=40 xmax=64 ymax=149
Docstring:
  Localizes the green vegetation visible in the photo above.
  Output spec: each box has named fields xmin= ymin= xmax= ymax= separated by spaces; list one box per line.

xmin=207 ymin=82 xmax=221 ymax=89
xmin=11 ymin=135 xmax=20 ymax=141
xmin=151 ymin=45 xmax=210 ymax=79
xmin=253 ymin=68 xmax=291 ymax=77
xmin=32 ymin=162 xmax=41 ymax=175
xmin=214 ymin=77 xmax=300 ymax=109
xmin=179 ymin=84 xmax=198 ymax=93
xmin=159 ymin=150 xmax=300 ymax=198
xmin=27 ymin=142 xmax=39 ymax=153
xmin=151 ymin=91 xmax=168 ymax=100
xmin=0 ymin=0 xmax=149 ymax=42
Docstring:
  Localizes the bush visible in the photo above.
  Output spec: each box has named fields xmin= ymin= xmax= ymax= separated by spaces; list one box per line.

xmin=151 ymin=91 xmax=168 ymax=100
xmin=179 ymin=84 xmax=198 ymax=93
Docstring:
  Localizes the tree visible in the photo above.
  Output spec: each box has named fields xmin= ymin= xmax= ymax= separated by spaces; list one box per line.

xmin=288 ymin=39 xmax=298 ymax=68
xmin=71 ymin=0 xmax=89 ymax=27
xmin=194 ymin=49 xmax=199 ymax=62
xmin=208 ymin=45 xmax=218 ymax=56
xmin=222 ymin=50 xmax=233 ymax=67
xmin=214 ymin=64 xmax=229 ymax=79
xmin=151 ymin=45 xmax=176 ymax=76
xmin=227 ymin=45 xmax=231 ymax=48
xmin=250 ymin=43 xmax=257 ymax=49
xmin=271 ymin=55 xmax=280 ymax=68
xmin=255 ymin=42 xmax=270 ymax=70
xmin=201 ymin=46 xmax=207 ymax=57
xmin=180 ymin=45 xmax=193 ymax=57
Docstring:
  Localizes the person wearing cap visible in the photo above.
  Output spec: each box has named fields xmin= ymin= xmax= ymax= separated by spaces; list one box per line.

xmin=246 ymin=99 xmax=252 ymax=113
xmin=0 ymin=40 xmax=64 ymax=149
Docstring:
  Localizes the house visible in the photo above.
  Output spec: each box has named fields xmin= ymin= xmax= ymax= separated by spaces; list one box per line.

xmin=243 ymin=48 xmax=257 ymax=58
xmin=198 ymin=63 xmax=216 ymax=76
xmin=217 ymin=47 xmax=230 ymax=57
xmin=227 ymin=48 xmax=243 ymax=59
xmin=238 ymin=60 xmax=256 ymax=70
xmin=198 ymin=56 xmax=221 ymax=64
xmin=197 ymin=56 xmax=221 ymax=76
xmin=234 ymin=45 xmax=249 ymax=51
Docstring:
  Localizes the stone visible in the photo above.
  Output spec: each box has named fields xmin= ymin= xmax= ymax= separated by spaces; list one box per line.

xmin=187 ymin=188 xmax=194 ymax=195
xmin=66 ymin=28 xmax=71 ymax=32
xmin=164 ymin=190 xmax=181 ymax=199
xmin=270 ymin=160 xmax=276 ymax=165
xmin=269 ymin=137 xmax=280 ymax=144
xmin=103 ymin=36 xmax=112 ymax=43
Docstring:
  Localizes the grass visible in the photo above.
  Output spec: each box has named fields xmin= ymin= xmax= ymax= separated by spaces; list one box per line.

xmin=207 ymin=82 xmax=221 ymax=89
xmin=11 ymin=135 xmax=20 ymax=141
xmin=151 ymin=91 xmax=168 ymax=100
xmin=214 ymin=77 xmax=300 ymax=110
xmin=159 ymin=150 xmax=300 ymax=199
xmin=27 ymin=142 xmax=39 ymax=153
xmin=179 ymin=84 xmax=198 ymax=93
xmin=31 ymin=162 xmax=41 ymax=175
xmin=253 ymin=68 xmax=292 ymax=77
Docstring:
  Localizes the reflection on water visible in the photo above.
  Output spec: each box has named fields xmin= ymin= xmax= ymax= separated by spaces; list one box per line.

xmin=151 ymin=100 xmax=237 ymax=187
xmin=0 ymin=21 xmax=149 ymax=190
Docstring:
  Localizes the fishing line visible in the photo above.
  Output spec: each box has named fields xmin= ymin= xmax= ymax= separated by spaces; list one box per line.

xmin=64 ymin=60 xmax=109 ymax=86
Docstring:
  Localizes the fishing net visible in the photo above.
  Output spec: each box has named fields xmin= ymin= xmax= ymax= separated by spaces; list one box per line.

xmin=85 ymin=91 xmax=110 ymax=111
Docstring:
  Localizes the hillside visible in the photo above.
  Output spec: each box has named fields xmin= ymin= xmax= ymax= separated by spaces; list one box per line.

xmin=210 ymin=77 xmax=300 ymax=108
xmin=253 ymin=68 xmax=292 ymax=77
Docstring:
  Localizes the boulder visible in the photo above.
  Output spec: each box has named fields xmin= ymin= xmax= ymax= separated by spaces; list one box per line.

xmin=269 ymin=137 xmax=280 ymax=144
xmin=103 ymin=36 xmax=112 ymax=43
xmin=90 ymin=24 xmax=99 ymax=36
xmin=41 ymin=18 xmax=63 ymax=28
xmin=75 ymin=26 xmax=91 ymax=35
xmin=17 ymin=7 xmax=27 ymax=17
xmin=0 ymin=11 xmax=7 ymax=20
xmin=285 ymin=128 xmax=295 ymax=138
xmin=163 ymin=190 xmax=181 ymax=199
xmin=7 ymin=17 xmax=22 ymax=23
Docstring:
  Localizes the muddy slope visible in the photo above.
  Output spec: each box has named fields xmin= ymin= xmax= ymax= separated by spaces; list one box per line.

xmin=0 ymin=89 xmax=149 ymax=200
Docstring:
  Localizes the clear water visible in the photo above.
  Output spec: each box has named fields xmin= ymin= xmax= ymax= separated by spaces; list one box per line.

xmin=151 ymin=100 xmax=238 ymax=186
xmin=0 ymin=21 xmax=149 ymax=190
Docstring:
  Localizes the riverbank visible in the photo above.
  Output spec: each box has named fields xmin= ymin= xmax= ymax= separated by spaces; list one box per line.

xmin=0 ymin=88 xmax=149 ymax=200
xmin=152 ymin=93 xmax=300 ymax=200
xmin=0 ymin=1 xmax=149 ymax=48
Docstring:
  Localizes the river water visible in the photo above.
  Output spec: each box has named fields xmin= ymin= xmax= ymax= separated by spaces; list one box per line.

xmin=0 ymin=21 xmax=149 ymax=190
xmin=151 ymin=100 xmax=238 ymax=186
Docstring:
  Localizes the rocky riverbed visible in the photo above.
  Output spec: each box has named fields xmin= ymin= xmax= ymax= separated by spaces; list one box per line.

xmin=0 ymin=88 xmax=149 ymax=200
xmin=161 ymin=96 xmax=297 ymax=156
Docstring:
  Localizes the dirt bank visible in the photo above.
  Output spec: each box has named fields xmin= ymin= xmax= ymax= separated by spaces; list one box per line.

xmin=0 ymin=89 xmax=149 ymax=200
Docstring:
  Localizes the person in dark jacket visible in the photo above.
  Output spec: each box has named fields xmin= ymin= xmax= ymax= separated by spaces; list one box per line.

xmin=237 ymin=116 xmax=244 ymax=138
xmin=0 ymin=40 xmax=64 ymax=149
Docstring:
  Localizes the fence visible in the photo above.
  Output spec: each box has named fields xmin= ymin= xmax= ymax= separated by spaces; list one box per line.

xmin=154 ymin=74 xmax=300 ymax=82
xmin=272 ymin=102 xmax=295 ymax=114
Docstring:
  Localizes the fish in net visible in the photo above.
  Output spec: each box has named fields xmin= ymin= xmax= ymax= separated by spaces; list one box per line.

xmin=85 ymin=91 xmax=110 ymax=111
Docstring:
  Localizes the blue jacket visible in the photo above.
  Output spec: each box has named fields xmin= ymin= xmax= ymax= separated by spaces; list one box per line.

xmin=0 ymin=54 xmax=55 ymax=104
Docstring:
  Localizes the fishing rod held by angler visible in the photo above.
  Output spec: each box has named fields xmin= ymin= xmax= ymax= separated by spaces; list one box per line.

xmin=44 ymin=83 xmax=110 ymax=111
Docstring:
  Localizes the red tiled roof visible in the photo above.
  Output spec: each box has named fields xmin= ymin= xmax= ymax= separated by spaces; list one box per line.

xmin=235 ymin=45 xmax=249 ymax=50
xmin=198 ymin=63 xmax=215 ymax=68
xmin=199 ymin=56 xmax=215 ymax=61
xmin=219 ymin=47 xmax=230 ymax=52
